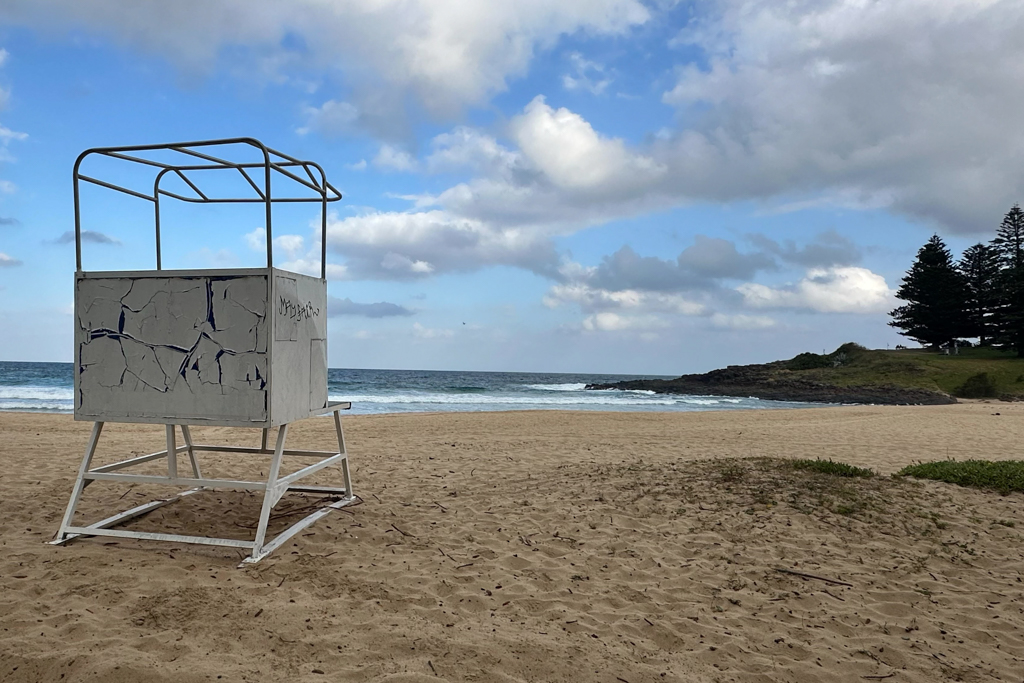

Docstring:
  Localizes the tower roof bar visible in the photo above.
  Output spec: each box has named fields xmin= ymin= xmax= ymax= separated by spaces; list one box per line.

xmin=73 ymin=137 xmax=342 ymax=279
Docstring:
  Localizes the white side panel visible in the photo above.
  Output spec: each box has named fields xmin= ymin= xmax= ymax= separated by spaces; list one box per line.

xmin=270 ymin=270 xmax=327 ymax=426
xmin=75 ymin=273 xmax=270 ymax=425
xmin=309 ymin=338 xmax=328 ymax=412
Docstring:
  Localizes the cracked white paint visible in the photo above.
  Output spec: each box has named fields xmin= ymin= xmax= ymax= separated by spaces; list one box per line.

xmin=75 ymin=269 xmax=327 ymax=427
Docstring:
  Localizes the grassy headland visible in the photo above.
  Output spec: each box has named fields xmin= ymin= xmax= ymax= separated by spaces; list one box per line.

xmin=789 ymin=343 xmax=1024 ymax=399
xmin=587 ymin=343 xmax=1024 ymax=404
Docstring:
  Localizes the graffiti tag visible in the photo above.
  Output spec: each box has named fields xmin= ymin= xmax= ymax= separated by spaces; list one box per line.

xmin=278 ymin=296 xmax=320 ymax=322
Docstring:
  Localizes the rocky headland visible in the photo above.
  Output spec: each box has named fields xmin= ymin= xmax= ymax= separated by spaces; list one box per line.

xmin=587 ymin=352 xmax=959 ymax=406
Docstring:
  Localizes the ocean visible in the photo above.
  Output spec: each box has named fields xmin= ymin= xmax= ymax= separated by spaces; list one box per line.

xmin=0 ymin=361 xmax=821 ymax=415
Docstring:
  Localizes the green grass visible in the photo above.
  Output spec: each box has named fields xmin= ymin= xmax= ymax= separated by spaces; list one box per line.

xmin=791 ymin=458 xmax=875 ymax=478
xmin=897 ymin=460 xmax=1024 ymax=495
xmin=782 ymin=344 xmax=1024 ymax=399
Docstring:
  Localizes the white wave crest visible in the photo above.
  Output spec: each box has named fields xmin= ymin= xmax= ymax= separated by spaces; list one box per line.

xmin=0 ymin=386 xmax=75 ymax=400
xmin=331 ymin=392 xmax=681 ymax=406
xmin=523 ymin=383 xmax=588 ymax=392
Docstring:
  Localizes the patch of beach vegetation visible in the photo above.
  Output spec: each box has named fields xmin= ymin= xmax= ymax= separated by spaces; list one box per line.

xmin=791 ymin=458 xmax=875 ymax=478
xmin=897 ymin=460 xmax=1024 ymax=495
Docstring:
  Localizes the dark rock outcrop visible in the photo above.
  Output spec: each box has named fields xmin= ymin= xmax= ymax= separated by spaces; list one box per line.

xmin=586 ymin=363 xmax=957 ymax=405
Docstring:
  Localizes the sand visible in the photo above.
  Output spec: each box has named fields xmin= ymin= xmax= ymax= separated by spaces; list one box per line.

xmin=1 ymin=403 xmax=1023 ymax=682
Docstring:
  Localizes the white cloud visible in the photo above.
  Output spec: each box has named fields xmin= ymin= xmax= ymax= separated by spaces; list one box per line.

xmin=562 ymin=52 xmax=610 ymax=95
xmin=546 ymin=276 xmax=707 ymax=336
xmin=737 ymin=266 xmax=895 ymax=314
xmin=413 ymin=322 xmax=453 ymax=339
xmin=545 ymin=238 xmax=881 ymax=332
xmin=426 ymin=127 xmax=520 ymax=175
xmin=0 ymin=125 xmax=26 ymax=143
xmin=316 ymin=0 xmax=1024 ymax=238
xmin=324 ymin=209 xmax=559 ymax=280
xmin=6 ymin=1 xmax=1022 ymax=234
xmin=244 ymin=227 xmax=266 ymax=252
xmin=244 ymin=228 xmax=305 ymax=259
xmin=381 ymin=252 xmax=434 ymax=275
xmin=298 ymin=99 xmax=358 ymax=136
xmin=0 ymin=0 xmax=649 ymax=134
xmin=189 ymin=247 xmax=239 ymax=268
xmin=510 ymin=96 xmax=663 ymax=192
xmin=273 ymin=234 xmax=305 ymax=260
xmin=245 ymin=228 xmax=348 ymax=278
xmin=545 ymin=282 xmax=706 ymax=316
xmin=0 ymin=251 xmax=22 ymax=267
xmin=278 ymin=258 xmax=349 ymax=280
xmin=581 ymin=312 xmax=667 ymax=332
xmin=0 ymin=51 xmax=24 ymax=209
xmin=659 ymin=0 xmax=1024 ymax=232
xmin=710 ymin=313 xmax=776 ymax=330
xmin=373 ymin=144 xmax=419 ymax=172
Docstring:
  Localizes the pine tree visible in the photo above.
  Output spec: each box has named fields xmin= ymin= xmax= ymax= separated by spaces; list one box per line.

xmin=889 ymin=235 xmax=970 ymax=348
xmin=958 ymin=242 xmax=1001 ymax=346
xmin=991 ymin=205 xmax=1024 ymax=356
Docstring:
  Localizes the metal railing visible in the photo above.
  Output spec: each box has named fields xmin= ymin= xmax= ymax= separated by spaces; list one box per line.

xmin=73 ymin=137 xmax=342 ymax=279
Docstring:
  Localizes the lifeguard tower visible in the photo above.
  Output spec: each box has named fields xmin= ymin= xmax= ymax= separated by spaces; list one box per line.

xmin=51 ymin=138 xmax=356 ymax=564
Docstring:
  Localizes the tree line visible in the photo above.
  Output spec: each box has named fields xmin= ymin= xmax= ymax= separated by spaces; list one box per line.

xmin=890 ymin=205 xmax=1024 ymax=355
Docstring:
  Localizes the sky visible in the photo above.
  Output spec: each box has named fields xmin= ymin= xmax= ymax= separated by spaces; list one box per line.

xmin=0 ymin=0 xmax=1022 ymax=374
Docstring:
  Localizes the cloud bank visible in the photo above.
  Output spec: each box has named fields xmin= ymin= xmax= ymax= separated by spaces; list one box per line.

xmin=0 ymin=0 xmax=649 ymax=139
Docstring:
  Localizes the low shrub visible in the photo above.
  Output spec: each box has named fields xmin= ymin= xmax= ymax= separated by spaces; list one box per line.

xmin=832 ymin=342 xmax=868 ymax=356
xmin=788 ymin=352 xmax=831 ymax=370
xmin=955 ymin=372 xmax=998 ymax=398
xmin=897 ymin=460 xmax=1024 ymax=495
xmin=791 ymin=459 xmax=875 ymax=478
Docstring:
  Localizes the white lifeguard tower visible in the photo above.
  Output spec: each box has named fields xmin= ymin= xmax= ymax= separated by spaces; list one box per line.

xmin=52 ymin=138 xmax=356 ymax=564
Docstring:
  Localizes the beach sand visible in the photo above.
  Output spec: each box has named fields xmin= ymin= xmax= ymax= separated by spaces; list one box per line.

xmin=1 ymin=403 xmax=1023 ymax=682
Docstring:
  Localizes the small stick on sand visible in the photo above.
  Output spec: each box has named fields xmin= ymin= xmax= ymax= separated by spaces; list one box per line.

xmin=862 ymin=674 xmax=895 ymax=680
xmin=823 ymin=589 xmax=846 ymax=601
xmin=391 ymin=523 xmax=415 ymax=538
xmin=775 ymin=568 xmax=853 ymax=587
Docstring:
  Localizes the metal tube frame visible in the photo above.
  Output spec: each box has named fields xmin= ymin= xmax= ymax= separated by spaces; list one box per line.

xmin=73 ymin=137 xmax=342 ymax=279
xmin=51 ymin=402 xmax=355 ymax=565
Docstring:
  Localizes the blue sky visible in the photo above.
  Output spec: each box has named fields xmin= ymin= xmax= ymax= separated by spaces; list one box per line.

xmin=0 ymin=0 xmax=1021 ymax=374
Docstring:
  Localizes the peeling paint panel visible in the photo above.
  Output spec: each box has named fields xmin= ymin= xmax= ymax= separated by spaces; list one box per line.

xmin=120 ymin=337 xmax=174 ymax=392
xmin=211 ymin=277 xmax=267 ymax=353
xmin=121 ymin=278 xmax=208 ymax=350
xmin=75 ymin=268 xmax=327 ymax=427
xmin=76 ymin=279 xmax=132 ymax=334
xmin=76 ymin=273 xmax=270 ymax=425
